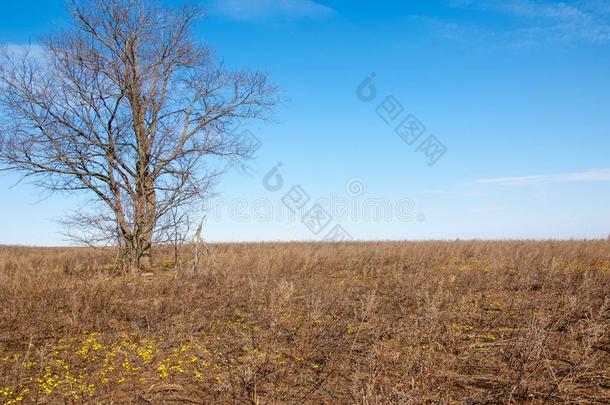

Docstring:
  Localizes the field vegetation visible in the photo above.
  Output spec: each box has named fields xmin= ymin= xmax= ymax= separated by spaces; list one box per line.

xmin=0 ymin=241 xmax=609 ymax=403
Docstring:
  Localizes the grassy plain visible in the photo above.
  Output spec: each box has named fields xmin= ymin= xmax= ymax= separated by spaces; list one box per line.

xmin=0 ymin=241 xmax=609 ymax=403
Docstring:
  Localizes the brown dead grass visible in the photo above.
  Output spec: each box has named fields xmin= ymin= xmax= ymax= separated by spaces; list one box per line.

xmin=0 ymin=241 xmax=609 ymax=403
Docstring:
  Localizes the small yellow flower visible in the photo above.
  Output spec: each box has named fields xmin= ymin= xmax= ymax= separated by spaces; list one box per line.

xmin=23 ymin=360 xmax=37 ymax=369
xmin=157 ymin=364 xmax=169 ymax=379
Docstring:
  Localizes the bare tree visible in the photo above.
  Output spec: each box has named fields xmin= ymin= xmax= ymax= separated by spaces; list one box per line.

xmin=162 ymin=207 xmax=191 ymax=271
xmin=0 ymin=0 xmax=277 ymax=272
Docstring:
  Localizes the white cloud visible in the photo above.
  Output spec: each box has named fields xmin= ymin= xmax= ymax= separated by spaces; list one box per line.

xmin=444 ymin=0 xmax=610 ymax=45
xmin=2 ymin=44 xmax=46 ymax=59
xmin=211 ymin=0 xmax=334 ymax=21
xmin=578 ymin=0 xmax=610 ymax=14
xmin=424 ymin=188 xmax=487 ymax=197
xmin=1 ymin=44 xmax=50 ymax=67
xmin=474 ymin=169 xmax=610 ymax=187
xmin=491 ymin=1 xmax=589 ymax=21
xmin=471 ymin=205 xmax=509 ymax=213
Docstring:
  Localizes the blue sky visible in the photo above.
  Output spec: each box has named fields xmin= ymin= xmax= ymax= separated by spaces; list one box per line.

xmin=1 ymin=0 xmax=610 ymax=245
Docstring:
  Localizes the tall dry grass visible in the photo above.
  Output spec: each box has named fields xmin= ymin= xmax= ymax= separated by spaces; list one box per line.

xmin=0 ymin=241 xmax=609 ymax=403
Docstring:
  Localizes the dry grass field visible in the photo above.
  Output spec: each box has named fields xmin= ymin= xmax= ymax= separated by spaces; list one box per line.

xmin=0 ymin=241 xmax=609 ymax=403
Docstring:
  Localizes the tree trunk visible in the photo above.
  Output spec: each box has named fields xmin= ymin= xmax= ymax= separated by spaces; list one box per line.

xmin=121 ymin=228 xmax=153 ymax=273
xmin=139 ymin=248 xmax=152 ymax=272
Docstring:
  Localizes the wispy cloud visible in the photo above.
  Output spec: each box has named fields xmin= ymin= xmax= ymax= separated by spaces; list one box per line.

xmin=474 ymin=169 xmax=610 ymax=186
xmin=441 ymin=0 xmax=610 ymax=45
xmin=210 ymin=0 xmax=334 ymax=21
xmin=485 ymin=1 xmax=589 ymax=21
xmin=2 ymin=44 xmax=46 ymax=57
xmin=579 ymin=0 xmax=610 ymax=14
xmin=471 ymin=204 xmax=509 ymax=213
xmin=424 ymin=188 xmax=487 ymax=198
xmin=0 ymin=44 xmax=49 ymax=64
